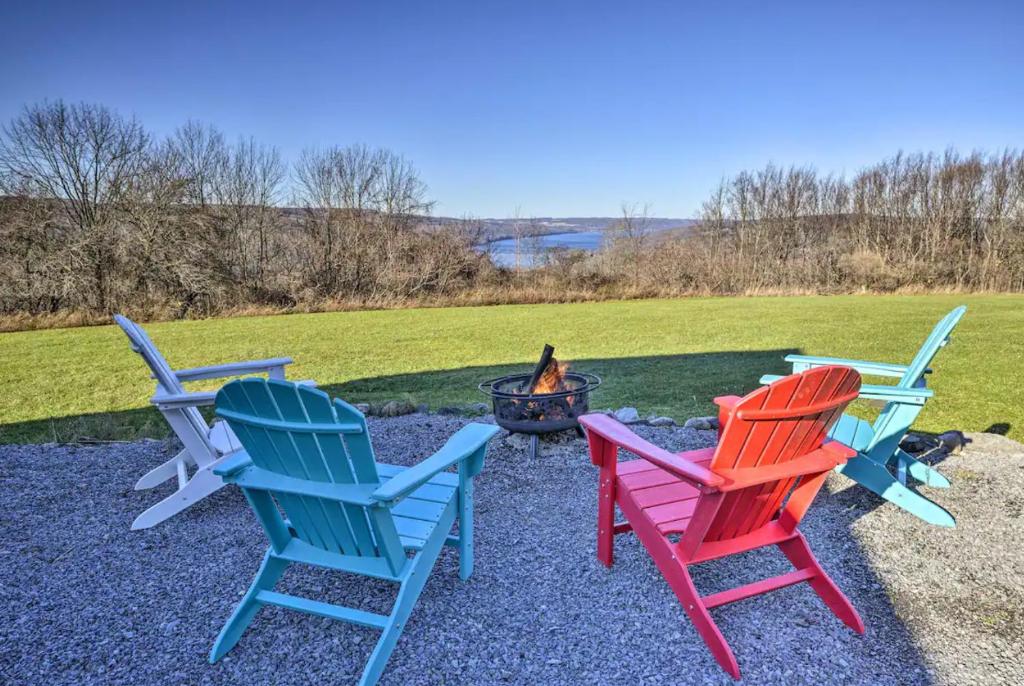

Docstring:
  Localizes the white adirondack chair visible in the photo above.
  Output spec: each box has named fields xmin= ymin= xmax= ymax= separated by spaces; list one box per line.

xmin=114 ymin=315 xmax=309 ymax=530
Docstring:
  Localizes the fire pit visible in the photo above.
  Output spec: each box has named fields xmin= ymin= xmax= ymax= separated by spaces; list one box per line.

xmin=479 ymin=344 xmax=601 ymax=459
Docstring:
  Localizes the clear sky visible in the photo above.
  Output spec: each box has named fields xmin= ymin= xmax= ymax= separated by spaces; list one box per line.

xmin=1 ymin=1 xmax=1021 ymax=218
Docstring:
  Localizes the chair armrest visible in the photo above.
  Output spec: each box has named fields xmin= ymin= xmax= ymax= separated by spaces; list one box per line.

xmin=372 ymin=423 xmax=500 ymax=504
xmin=713 ymin=395 xmax=742 ymax=409
xmin=150 ymin=390 xmax=217 ymax=409
xmin=784 ymin=354 xmax=908 ymax=378
xmin=714 ymin=441 xmax=855 ymax=491
xmin=859 ymin=383 xmax=933 ymax=405
xmin=213 ymin=452 xmax=253 ymax=478
xmin=172 ymin=357 xmax=294 ymax=382
xmin=224 ymin=463 xmax=379 ymax=505
xmin=713 ymin=395 xmax=742 ymax=436
xmin=579 ymin=414 xmax=724 ymax=489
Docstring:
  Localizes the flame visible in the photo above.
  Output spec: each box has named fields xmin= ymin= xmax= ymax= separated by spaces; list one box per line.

xmin=532 ymin=358 xmax=573 ymax=401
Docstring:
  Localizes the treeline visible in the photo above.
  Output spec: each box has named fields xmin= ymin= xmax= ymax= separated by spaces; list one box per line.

xmin=1 ymin=100 xmax=1022 ymax=331
xmin=0 ymin=101 xmax=490 ymax=321
xmin=639 ymin=150 xmax=1024 ymax=293
xmin=503 ymin=150 xmax=1024 ymax=297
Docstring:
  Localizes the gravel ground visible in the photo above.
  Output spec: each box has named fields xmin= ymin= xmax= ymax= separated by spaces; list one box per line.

xmin=2 ymin=416 xmax=1022 ymax=685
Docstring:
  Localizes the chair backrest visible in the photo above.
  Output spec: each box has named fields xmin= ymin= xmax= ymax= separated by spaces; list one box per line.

xmin=215 ymin=378 xmax=406 ymax=568
xmin=898 ymin=306 xmax=967 ymax=389
xmin=705 ymin=365 xmax=861 ymax=542
xmin=114 ymin=314 xmax=212 ymax=448
xmin=114 ymin=315 xmax=185 ymax=394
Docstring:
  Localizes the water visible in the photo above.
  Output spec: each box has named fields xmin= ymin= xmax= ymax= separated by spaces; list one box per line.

xmin=482 ymin=231 xmax=608 ymax=268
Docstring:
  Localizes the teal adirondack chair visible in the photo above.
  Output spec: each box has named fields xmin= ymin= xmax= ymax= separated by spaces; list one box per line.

xmin=208 ymin=378 xmax=499 ymax=685
xmin=759 ymin=306 xmax=966 ymax=527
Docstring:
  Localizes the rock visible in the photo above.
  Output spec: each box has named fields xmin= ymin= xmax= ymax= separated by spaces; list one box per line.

xmin=378 ymin=399 xmax=416 ymax=417
xmin=416 ymin=403 xmax=429 ymax=414
xmin=683 ymin=416 xmax=718 ymax=431
xmin=354 ymin=403 xmax=371 ymax=414
xmin=435 ymin=403 xmax=490 ymax=416
xmin=647 ymin=416 xmax=675 ymax=427
xmin=614 ymin=407 xmax=641 ymax=424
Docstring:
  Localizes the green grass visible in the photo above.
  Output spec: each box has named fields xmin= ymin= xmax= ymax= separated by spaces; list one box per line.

xmin=1 ymin=294 xmax=1021 ymax=444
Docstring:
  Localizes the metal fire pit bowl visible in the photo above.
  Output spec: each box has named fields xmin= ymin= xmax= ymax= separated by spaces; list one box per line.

xmin=478 ymin=372 xmax=601 ymax=458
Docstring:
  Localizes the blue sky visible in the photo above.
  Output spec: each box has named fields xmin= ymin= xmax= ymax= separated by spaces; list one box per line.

xmin=1 ymin=1 xmax=1021 ymax=218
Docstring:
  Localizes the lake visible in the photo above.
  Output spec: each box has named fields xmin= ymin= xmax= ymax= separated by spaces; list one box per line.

xmin=481 ymin=231 xmax=608 ymax=267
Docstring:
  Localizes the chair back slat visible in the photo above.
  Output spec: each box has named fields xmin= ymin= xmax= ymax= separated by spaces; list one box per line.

xmin=114 ymin=315 xmax=184 ymax=393
xmin=899 ymin=306 xmax=967 ymax=389
xmin=705 ymin=366 xmax=861 ymax=542
xmin=114 ymin=314 xmax=213 ymax=449
xmin=215 ymin=379 xmax=403 ymax=565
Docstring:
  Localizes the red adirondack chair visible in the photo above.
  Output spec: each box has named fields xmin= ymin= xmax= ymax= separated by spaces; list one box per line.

xmin=579 ymin=365 xmax=864 ymax=679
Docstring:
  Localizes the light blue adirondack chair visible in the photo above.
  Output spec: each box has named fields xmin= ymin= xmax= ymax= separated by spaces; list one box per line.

xmin=208 ymin=378 xmax=499 ymax=685
xmin=759 ymin=306 xmax=966 ymax=527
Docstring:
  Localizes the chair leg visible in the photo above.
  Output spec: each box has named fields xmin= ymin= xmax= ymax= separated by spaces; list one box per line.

xmin=134 ymin=449 xmax=194 ymax=490
xmin=360 ymin=513 xmax=452 ymax=686
xmin=130 ymin=466 xmax=225 ymax=530
xmin=894 ymin=449 xmax=951 ymax=488
xmin=660 ymin=552 xmax=740 ymax=679
xmin=777 ymin=533 xmax=864 ymax=634
xmin=839 ymin=455 xmax=956 ymax=527
xmin=360 ymin=577 xmax=421 ymax=686
xmin=458 ymin=477 xmax=474 ymax=581
xmin=597 ymin=467 xmax=616 ymax=567
xmin=209 ymin=550 xmax=288 ymax=663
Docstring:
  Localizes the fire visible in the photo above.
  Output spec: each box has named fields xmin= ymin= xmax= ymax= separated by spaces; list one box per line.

xmin=532 ymin=358 xmax=574 ymax=403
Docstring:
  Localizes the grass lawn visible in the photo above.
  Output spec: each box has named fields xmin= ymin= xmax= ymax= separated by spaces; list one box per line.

xmin=1 ymin=294 xmax=1021 ymax=444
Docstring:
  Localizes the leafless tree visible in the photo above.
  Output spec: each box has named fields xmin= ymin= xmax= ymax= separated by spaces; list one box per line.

xmin=612 ymin=201 xmax=653 ymax=284
xmin=0 ymin=101 xmax=149 ymax=308
xmin=210 ymin=137 xmax=285 ymax=290
xmin=522 ymin=217 xmax=546 ymax=267
xmin=293 ymin=144 xmax=440 ymax=298
xmin=166 ymin=121 xmax=227 ymax=207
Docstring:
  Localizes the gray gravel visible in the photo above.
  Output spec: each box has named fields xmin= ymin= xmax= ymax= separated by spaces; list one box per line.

xmin=1 ymin=416 xmax=1021 ymax=685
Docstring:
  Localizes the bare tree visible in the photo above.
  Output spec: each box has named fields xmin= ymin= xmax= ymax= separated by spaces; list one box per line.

xmin=210 ymin=137 xmax=285 ymax=290
xmin=0 ymin=100 xmax=149 ymax=309
xmin=293 ymin=144 xmax=437 ymax=297
xmin=509 ymin=206 xmax=525 ymax=272
xmin=166 ymin=121 xmax=227 ymax=207
xmin=522 ymin=217 xmax=546 ymax=267
xmin=613 ymin=201 xmax=653 ymax=284
xmin=117 ymin=141 xmax=229 ymax=315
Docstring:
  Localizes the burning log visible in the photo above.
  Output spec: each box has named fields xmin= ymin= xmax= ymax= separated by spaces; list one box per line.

xmin=524 ymin=344 xmax=555 ymax=394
